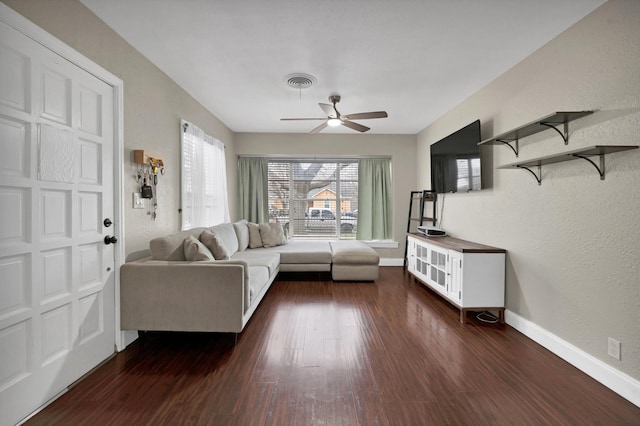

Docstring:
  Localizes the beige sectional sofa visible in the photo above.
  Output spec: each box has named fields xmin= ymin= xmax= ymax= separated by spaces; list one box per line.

xmin=120 ymin=221 xmax=379 ymax=334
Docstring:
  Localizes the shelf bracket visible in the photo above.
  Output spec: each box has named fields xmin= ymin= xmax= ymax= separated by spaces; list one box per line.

xmin=496 ymin=139 xmax=519 ymax=157
xmin=516 ymin=164 xmax=542 ymax=185
xmin=572 ymin=154 xmax=605 ymax=180
xmin=539 ymin=121 xmax=569 ymax=145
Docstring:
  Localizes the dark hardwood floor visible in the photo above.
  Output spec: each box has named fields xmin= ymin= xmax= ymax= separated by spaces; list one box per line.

xmin=26 ymin=267 xmax=639 ymax=425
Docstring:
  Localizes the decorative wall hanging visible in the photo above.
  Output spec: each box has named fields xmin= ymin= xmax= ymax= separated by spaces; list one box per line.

xmin=133 ymin=150 xmax=165 ymax=220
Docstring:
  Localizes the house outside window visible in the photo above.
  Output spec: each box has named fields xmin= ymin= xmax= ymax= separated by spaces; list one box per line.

xmin=268 ymin=160 xmax=358 ymax=239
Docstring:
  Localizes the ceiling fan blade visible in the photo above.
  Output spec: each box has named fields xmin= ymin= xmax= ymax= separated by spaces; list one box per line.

xmin=318 ymin=103 xmax=336 ymax=116
xmin=341 ymin=120 xmax=370 ymax=133
xmin=342 ymin=111 xmax=388 ymax=120
xmin=310 ymin=122 xmax=328 ymax=134
xmin=281 ymin=118 xmax=326 ymax=121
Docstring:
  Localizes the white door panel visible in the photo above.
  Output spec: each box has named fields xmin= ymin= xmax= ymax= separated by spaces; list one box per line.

xmin=40 ymin=66 xmax=72 ymax=126
xmin=0 ymin=116 xmax=29 ymax=178
xmin=0 ymin=17 xmax=115 ymax=426
xmin=79 ymin=84 xmax=103 ymax=137
xmin=0 ymin=42 xmax=29 ymax=113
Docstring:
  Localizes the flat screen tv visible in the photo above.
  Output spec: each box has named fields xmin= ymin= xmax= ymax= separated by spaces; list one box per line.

xmin=430 ymin=120 xmax=481 ymax=193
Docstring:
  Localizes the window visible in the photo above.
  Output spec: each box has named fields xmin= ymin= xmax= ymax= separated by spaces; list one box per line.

xmin=267 ymin=160 xmax=358 ymax=239
xmin=456 ymin=157 xmax=480 ymax=192
xmin=181 ymin=120 xmax=229 ymax=229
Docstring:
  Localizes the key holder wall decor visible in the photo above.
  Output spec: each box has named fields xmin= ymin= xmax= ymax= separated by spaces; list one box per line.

xmin=133 ymin=150 xmax=165 ymax=220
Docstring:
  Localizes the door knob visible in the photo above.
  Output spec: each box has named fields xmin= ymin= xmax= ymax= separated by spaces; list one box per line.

xmin=104 ymin=235 xmax=118 ymax=245
xmin=103 ymin=218 xmax=113 ymax=227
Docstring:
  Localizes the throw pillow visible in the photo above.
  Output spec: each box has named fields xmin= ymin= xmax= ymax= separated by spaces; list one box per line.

xmin=233 ymin=220 xmax=250 ymax=251
xmin=199 ymin=229 xmax=230 ymax=260
xmin=183 ymin=235 xmax=214 ymax=261
xmin=247 ymin=222 xmax=263 ymax=249
xmin=258 ymin=222 xmax=287 ymax=248
xmin=207 ymin=223 xmax=239 ymax=255
xmin=283 ymin=223 xmax=290 ymax=240
xmin=273 ymin=222 xmax=288 ymax=245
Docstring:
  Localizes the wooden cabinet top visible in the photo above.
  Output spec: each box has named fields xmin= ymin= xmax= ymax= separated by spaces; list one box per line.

xmin=408 ymin=233 xmax=506 ymax=254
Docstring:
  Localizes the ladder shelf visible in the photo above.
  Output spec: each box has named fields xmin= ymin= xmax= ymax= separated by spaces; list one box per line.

xmin=404 ymin=190 xmax=437 ymax=268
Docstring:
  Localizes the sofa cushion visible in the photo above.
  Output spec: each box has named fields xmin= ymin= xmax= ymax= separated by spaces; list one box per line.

xmin=200 ymin=229 xmax=230 ymax=260
xmin=330 ymin=241 xmax=380 ymax=265
xmin=183 ymin=235 xmax=214 ymax=261
xmin=258 ymin=223 xmax=287 ymax=248
xmin=232 ymin=250 xmax=280 ymax=276
xmin=262 ymin=240 xmax=333 ymax=264
xmin=247 ymin=222 xmax=263 ymax=248
xmin=208 ymin=222 xmax=239 ymax=255
xmin=248 ymin=266 xmax=269 ymax=303
xmin=150 ymin=227 xmax=207 ymax=260
xmin=233 ymin=220 xmax=250 ymax=251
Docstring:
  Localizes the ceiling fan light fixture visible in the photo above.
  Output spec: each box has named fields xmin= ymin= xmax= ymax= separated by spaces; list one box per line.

xmin=280 ymin=94 xmax=387 ymax=133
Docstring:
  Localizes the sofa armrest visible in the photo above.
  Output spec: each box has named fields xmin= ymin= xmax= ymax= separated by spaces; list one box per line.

xmin=120 ymin=261 xmax=249 ymax=333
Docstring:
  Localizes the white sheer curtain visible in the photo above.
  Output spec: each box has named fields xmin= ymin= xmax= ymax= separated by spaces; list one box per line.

xmin=181 ymin=119 xmax=229 ymax=230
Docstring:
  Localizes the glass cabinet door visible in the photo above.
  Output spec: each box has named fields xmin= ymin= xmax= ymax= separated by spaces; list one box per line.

xmin=409 ymin=238 xmax=427 ymax=279
xmin=428 ymin=246 xmax=448 ymax=291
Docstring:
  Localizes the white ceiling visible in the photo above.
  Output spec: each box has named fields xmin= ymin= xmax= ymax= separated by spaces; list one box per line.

xmin=80 ymin=0 xmax=605 ymax=135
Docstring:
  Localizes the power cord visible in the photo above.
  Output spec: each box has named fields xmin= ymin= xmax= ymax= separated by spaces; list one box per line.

xmin=476 ymin=311 xmax=499 ymax=324
xmin=438 ymin=193 xmax=445 ymax=229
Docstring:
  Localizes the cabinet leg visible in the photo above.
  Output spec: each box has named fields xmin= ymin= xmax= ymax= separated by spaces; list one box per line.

xmin=499 ymin=309 xmax=505 ymax=324
xmin=460 ymin=309 xmax=466 ymax=324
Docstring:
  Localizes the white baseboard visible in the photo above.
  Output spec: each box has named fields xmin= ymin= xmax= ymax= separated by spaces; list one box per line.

xmin=505 ymin=310 xmax=640 ymax=408
xmin=379 ymin=258 xmax=404 ymax=267
xmin=118 ymin=330 xmax=138 ymax=351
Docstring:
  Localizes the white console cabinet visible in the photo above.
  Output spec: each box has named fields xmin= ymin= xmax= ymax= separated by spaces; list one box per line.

xmin=407 ymin=233 xmax=506 ymax=323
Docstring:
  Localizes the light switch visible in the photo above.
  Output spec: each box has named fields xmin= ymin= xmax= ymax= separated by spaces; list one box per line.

xmin=133 ymin=192 xmax=145 ymax=209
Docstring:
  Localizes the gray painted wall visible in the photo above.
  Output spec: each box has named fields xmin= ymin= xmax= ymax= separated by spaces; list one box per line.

xmin=417 ymin=0 xmax=640 ymax=379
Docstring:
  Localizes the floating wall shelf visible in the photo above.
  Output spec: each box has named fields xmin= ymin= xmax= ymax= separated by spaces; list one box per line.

xmin=497 ymin=145 xmax=638 ymax=185
xmin=133 ymin=150 xmax=164 ymax=168
xmin=478 ymin=111 xmax=593 ymax=157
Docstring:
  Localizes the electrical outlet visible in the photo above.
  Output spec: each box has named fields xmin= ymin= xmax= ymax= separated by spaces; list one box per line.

xmin=607 ymin=337 xmax=621 ymax=361
xmin=133 ymin=192 xmax=145 ymax=209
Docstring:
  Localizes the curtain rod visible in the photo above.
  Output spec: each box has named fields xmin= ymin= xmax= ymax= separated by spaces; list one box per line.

xmin=237 ymin=154 xmax=391 ymax=160
xmin=182 ymin=119 xmax=225 ymax=148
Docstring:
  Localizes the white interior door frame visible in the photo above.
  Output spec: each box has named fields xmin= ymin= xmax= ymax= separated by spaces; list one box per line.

xmin=0 ymin=3 xmax=126 ymax=351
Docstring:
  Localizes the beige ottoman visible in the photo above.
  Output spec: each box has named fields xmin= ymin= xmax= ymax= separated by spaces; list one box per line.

xmin=330 ymin=241 xmax=380 ymax=281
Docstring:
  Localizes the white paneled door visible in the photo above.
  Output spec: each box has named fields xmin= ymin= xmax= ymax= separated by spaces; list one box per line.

xmin=0 ymin=19 xmax=115 ymax=426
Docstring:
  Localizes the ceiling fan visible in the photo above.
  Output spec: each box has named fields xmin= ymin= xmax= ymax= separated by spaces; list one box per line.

xmin=281 ymin=95 xmax=388 ymax=133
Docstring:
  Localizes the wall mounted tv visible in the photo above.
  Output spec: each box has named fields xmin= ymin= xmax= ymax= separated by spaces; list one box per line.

xmin=430 ymin=119 xmax=481 ymax=193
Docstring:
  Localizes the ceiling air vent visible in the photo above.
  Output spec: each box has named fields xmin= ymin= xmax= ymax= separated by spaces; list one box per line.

xmin=284 ymin=73 xmax=317 ymax=91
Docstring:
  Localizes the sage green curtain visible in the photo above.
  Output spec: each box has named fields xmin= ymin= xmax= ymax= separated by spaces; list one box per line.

xmin=238 ymin=157 xmax=269 ymax=223
xmin=357 ymin=158 xmax=392 ymax=240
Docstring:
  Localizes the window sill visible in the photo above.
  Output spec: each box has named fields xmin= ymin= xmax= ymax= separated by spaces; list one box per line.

xmin=289 ymin=238 xmax=399 ymax=249
xmin=363 ymin=240 xmax=399 ymax=249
